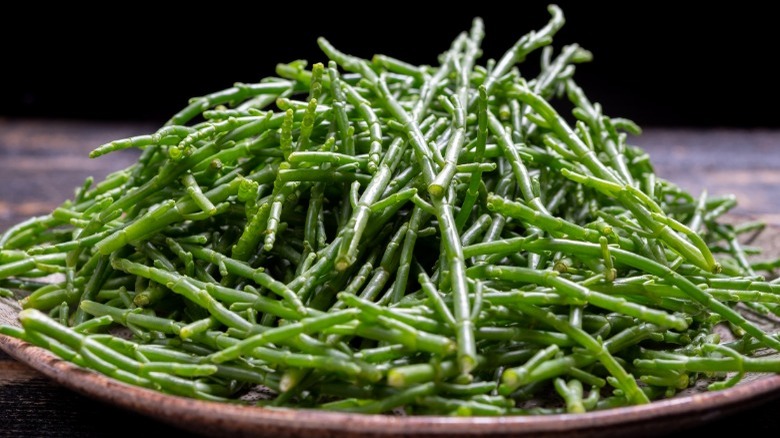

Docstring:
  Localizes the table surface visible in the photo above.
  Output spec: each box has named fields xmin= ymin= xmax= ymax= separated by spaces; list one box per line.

xmin=1 ymin=120 xmax=779 ymax=437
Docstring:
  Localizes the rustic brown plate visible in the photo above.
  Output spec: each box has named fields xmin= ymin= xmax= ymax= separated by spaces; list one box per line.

xmin=2 ymin=228 xmax=780 ymax=437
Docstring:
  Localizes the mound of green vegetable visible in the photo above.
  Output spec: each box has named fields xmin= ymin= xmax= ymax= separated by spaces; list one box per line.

xmin=2 ymin=5 xmax=779 ymax=415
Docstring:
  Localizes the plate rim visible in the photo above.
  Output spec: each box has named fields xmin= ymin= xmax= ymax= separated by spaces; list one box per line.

xmin=3 ymin=329 xmax=780 ymax=437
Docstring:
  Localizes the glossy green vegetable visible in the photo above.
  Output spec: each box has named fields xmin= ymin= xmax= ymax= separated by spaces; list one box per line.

xmin=2 ymin=4 xmax=779 ymax=415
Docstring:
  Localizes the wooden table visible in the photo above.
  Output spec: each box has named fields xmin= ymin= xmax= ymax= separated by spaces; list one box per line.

xmin=1 ymin=120 xmax=779 ymax=436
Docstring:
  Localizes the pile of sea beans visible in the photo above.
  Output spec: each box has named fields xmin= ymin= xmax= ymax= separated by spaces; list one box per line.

xmin=2 ymin=5 xmax=779 ymax=415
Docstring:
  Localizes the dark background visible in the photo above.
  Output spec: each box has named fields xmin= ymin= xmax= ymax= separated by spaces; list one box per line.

xmin=2 ymin=2 xmax=777 ymax=127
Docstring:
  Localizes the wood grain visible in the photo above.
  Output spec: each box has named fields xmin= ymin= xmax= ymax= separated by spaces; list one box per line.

xmin=634 ymin=129 xmax=780 ymax=225
xmin=0 ymin=119 xmax=148 ymax=232
xmin=0 ymin=353 xmax=40 ymax=383
xmin=0 ymin=351 xmax=183 ymax=437
xmin=1 ymin=121 xmax=779 ymax=437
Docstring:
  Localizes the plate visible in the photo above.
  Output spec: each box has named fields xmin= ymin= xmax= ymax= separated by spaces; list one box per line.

xmin=2 ymin=228 xmax=780 ymax=437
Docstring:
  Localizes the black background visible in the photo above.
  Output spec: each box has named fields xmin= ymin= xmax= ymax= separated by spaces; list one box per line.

xmin=2 ymin=1 xmax=777 ymax=127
